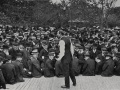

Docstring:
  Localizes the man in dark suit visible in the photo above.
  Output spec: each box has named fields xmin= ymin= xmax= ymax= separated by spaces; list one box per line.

xmin=1 ymin=56 xmax=16 ymax=84
xmin=101 ymin=53 xmax=115 ymax=77
xmin=82 ymin=53 xmax=95 ymax=76
xmin=38 ymin=40 xmax=49 ymax=72
xmin=0 ymin=56 xmax=6 ymax=89
xmin=95 ymin=47 xmax=106 ymax=74
xmin=12 ymin=53 xmax=24 ymax=82
xmin=29 ymin=48 xmax=42 ymax=78
xmin=114 ymin=52 xmax=120 ymax=75
xmin=44 ymin=49 xmax=56 ymax=77
xmin=90 ymin=44 xmax=101 ymax=60
xmin=56 ymin=30 xmax=76 ymax=89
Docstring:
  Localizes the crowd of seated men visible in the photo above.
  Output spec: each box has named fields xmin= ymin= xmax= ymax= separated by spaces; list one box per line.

xmin=0 ymin=25 xmax=120 ymax=89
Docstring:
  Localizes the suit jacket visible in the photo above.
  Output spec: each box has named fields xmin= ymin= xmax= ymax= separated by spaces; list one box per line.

xmin=114 ymin=59 xmax=120 ymax=75
xmin=101 ymin=59 xmax=114 ymax=76
xmin=82 ymin=58 xmax=95 ymax=76
xmin=90 ymin=49 xmax=101 ymax=60
xmin=95 ymin=54 xmax=106 ymax=74
xmin=0 ymin=69 xmax=6 ymax=84
xmin=21 ymin=49 xmax=30 ymax=69
xmin=72 ymin=56 xmax=85 ymax=76
xmin=44 ymin=59 xmax=55 ymax=77
xmin=30 ymin=56 xmax=42 ymax=77
xmin=38 ymin=48 xmax=48 ymax=69
xmin=12 ymin=60 xmax=24 ymax=82
xmin=1 ymin=63 xmax=16 ymax=84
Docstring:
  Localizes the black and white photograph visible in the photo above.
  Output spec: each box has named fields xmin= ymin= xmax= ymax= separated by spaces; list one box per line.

xmin=0 ymin=0 xmax=120 ymax=90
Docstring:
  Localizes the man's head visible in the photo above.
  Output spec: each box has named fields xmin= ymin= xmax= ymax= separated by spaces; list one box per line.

xmin=16 ymin=53 xmax=23 ymax=61
xmin=48 ymin=48 xmax=55 ymax=60
xmin=31 ymin=48 xmax=39 ymax=58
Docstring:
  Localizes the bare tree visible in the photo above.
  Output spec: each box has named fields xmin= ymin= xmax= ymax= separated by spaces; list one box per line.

xmin=88 ymin=0 xmax=117 ymax=29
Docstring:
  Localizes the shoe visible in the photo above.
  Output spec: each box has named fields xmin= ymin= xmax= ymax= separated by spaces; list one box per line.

xmin=73 ymin=83 xmax=76 ymax=86
xmin=61 ymin=85 xmax=70 ymax=89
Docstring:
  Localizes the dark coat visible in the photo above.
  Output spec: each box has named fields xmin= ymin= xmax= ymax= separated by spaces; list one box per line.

xmin=55 ymin=60 xmax=63 ymax=77
xmin=82 ymin=58 xmax=95 ymax=76
xmin=0 ymin=69 xmax=6 ymax=89
xmin=95 ymin=54 xmax=106 ymax=74
xmin=114 ymin=59 xmax=120 ymax=75
xmin=29 ymin=56 xmax=42 ymax=77
xmin=21 ymin=49 xmax=30 ymax=69
xmin=44 ymin=59 xmax=55 ymax=77
xmin=72 ymin=56 xmax=85 ymax=76
xmin=101 ymin=59 xmax=115 ymax=77
xmin=12 ymin=60 xmax=24 ymax=82
xmin=9 ymin=48 xmax=20 ymax=60
xmin=90 ymin=49 xmax=101 ymax=60
xmin=38 ymin=48 xmax=48 ymax=69
xmin=1 ymin=63 xmax=16 ymax=84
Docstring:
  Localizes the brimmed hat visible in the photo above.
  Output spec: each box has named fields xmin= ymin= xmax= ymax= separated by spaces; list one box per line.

xmin=105 ymin=53 xmax=112 ymax=58
xmin=84 ymin=52 xmax=90 ymax=56
xmin=48 ymin=48 xmax=55 ymax=56
xmin=41 ymin=40 xmax=48 ymax=45
xmin=31 ymin=48 xmax=38 ymax=54
xmin=101 ymin=47 xmax=107 ymax=51
xmin=17 ymin=53 xmax=23 ymax=57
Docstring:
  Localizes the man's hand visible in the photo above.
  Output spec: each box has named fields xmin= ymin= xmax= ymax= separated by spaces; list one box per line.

xmin=56 ymin=58 xmax=61 ymax=61
xmin=28 ymin=72 xmax=32 ymax=75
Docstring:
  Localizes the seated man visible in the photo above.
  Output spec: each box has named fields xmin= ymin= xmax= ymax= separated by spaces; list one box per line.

xmin=29 ymin=48 xmax=42 ymax=78
xmin=55 ymin=60 xmax=63 ymax=77
xmin=1 ymin=56 xmax=16 ymax=84
xmin=114 ymin=52 xmax=120 ymax=75
xmin=12 ymin=53 xmax=24 ymax=82
xmin=82 ymin=53 xmax=95 ymax=76
xmin=44 ymin=49 xmax=56 ymax=77
xmin=101 ymin=53 xmax=114 ymax=77
xmin=0 ymin=56 xmax=6 ymax=89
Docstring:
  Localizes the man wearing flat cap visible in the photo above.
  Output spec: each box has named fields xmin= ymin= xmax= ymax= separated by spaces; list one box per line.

xmin=44 ymin=48 xmax=56 ymax=77
xmin=29 ymin=48 xmax=42 ymax=78
xmin=0 ymin=56 xmax=6 ymax=89
xmin=82 ymin=52 xmax=95 ymax=76
xmin=56 ymin=30 xmax=76 ymax=89
xmin=39 ymin=40 xmax=49 ymax=72
xmin=1 ymin=55 xmax=16 ymax=84
xmin=113 ymin=52 xmax=120 ymax=75
xmin=101 ymin=53 xmax=114 ymax=77
xmin=12 ymin=53 xmax=24 ymax=82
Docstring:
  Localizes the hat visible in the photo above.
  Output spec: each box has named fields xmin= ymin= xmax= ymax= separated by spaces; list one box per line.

xmin=101 ymin=47 xmax=107 ymax=51
xmin=12 ymin=42 xmax=18 ymax=46
xmin=17 ymin=53 xmax=23 ymax=57
xmin=85 ymin=45 xmax=90 ymax=49
xmin=75 ymin=44 xmax=83 ymax=49
xmin=41 ymin=40 xmax=48 ymax=45
xmin=105 ymin=53 xmax=112 ymax=57
xmin=84 ymin=52 xmax=90 ymax=56
xmin=48 ymin=48 xmax=55 ymax=56
xmin=31 ymin=49 xmax=38 ymax=54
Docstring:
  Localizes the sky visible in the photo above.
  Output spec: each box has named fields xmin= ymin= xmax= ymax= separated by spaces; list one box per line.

xmin=51 ymin=0 xmax=120 ymax=7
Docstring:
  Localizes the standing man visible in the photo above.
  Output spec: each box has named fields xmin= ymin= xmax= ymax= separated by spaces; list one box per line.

xmin=56 ymin=30 xmax=76 ymax=89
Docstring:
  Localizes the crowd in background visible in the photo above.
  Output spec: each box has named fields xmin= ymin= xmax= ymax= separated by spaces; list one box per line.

xmin=0 ymin=24 xmax=120 ymax=89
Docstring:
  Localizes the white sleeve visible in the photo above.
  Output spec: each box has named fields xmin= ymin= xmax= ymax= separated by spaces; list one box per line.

xmin=58 ymin=40 xmax=65 ymax=60
xmin=70 ymin=42 xmax=74 ymax=57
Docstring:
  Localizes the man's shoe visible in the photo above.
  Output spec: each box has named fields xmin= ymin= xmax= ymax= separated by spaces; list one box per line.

xmin=61 ymin=85 xmax=70 ymax=89
xmin=73 ymin=83 xmax=76 ymax=86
